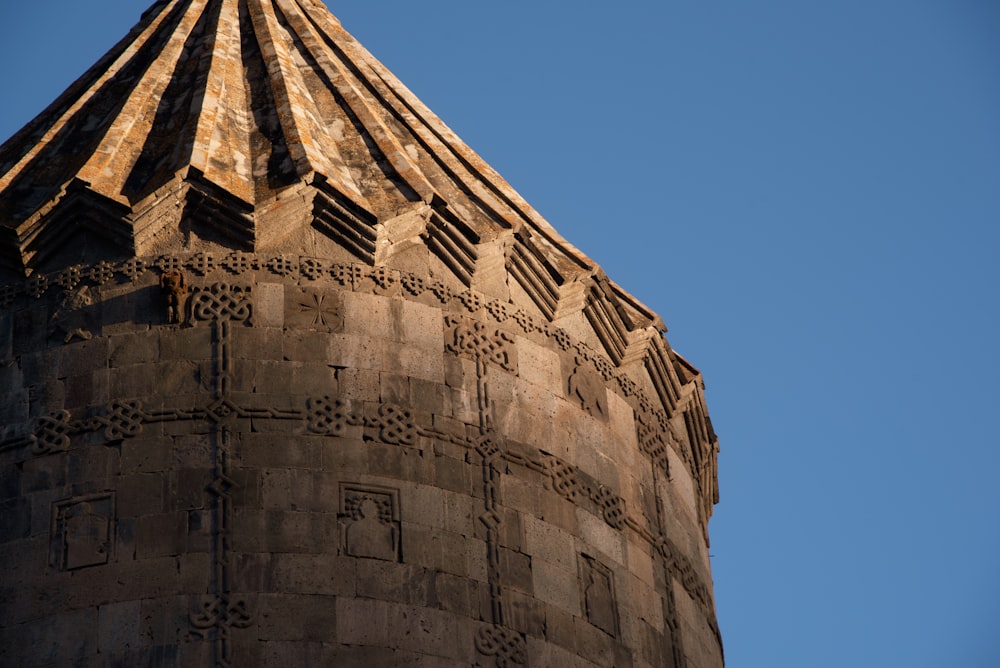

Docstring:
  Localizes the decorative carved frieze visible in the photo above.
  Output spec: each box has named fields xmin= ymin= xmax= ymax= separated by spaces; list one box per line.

xmin=445 ymin=316 xmax=516 ymax=373
xmin=474 ymin=624 xmax=527 ymax=667
xmin=31 ymin=410 xmax=77 ymax=455
xmin=1 ymin=252 xmax=718 ymax=544
xmin=369 ymin=403 xmax=417 ymax=446
xmin=190 ymin=283 xmax=252 ymax=324
xmin=306 ymin=397 xmax=356 ymax=436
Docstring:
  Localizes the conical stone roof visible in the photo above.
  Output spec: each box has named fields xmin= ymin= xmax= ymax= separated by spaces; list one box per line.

xmin=0 ymin=2 xmax=722 ymax=666
xmin=0 ymin=0 xmax=586 ymax=280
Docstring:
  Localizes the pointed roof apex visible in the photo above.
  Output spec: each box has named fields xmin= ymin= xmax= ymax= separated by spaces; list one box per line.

xmin=0 ymin=0 xmax=591 ymax=276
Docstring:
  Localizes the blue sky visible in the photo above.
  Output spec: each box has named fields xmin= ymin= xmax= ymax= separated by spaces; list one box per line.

xmin=2 ymin=2 xmax=998 ymax=666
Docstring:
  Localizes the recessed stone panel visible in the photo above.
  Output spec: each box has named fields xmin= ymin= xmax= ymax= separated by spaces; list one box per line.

xmin=50 ymin=492 xmax=115 ymax=571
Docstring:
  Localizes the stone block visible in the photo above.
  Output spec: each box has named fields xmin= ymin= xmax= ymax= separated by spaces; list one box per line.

xmin=336 ymin=367 xmax=380 ymax=401
xmin=399 ymin=522 xmax=444 ymax=571
xmin=108 ymin=331 xmax=159 ymax=367
xmin=626 ymin=538 xmax=656 ymax=588
xmin=527 ymin=635 xmax=598 ymax=668
xmin=327 ymin=333 xmax=382 ymax=370
xmin=170 ymin=434 xmax=212 ymax=468
xmin=335 ymin=597 xmax=390 ymax=646
xmin=117 ymin=473 xmax=166 ymax=517
xmin=404 ymin=483 xmax=445 ymax=529
xmin=0 ymin=391 xmax=27 ymax=426
xmin=64 ymin=368 xmax=111 ymax=408
xmin=287 ymin=469 xmax=339 ymax=512
xmin=121 ymin=437 xmax=172 ymax=474
xmin=431 ymin=570 xmax=478 ymax=618
xmin=577 ymin=506 xmax=624 ymax=566
xmin=382 ymin=339 xmax=443 ymax=383
xmin=231 ymin=326 xmax=283 ymax=360
xmin=0 ymin=463 xmax=19 ymax=501
xmin=257 ymin=593 xmax=336 ymax=642
xmin=27 ymin=379 xmax=65 ymax=418
xmin=410 ymin=378 xmax=450 ymax=414
xmin=542 ymin=604 xmax=578 ymax=651
xmin=321 ymin=437 xmax=368 ymax=474
xmin=395 ymin=298 xmax=443 ymax=349
xmin=523 ymin=514 xmax=576 ymax=571
xmin=98 ymin=599 xmax=142 ymax=656
xmin=136 ymin=511 xmax=187 ymax=558
xmin=531 ymin=558 xmax=580 ymax=617
xmin=290 ymin=363 xmax=338 ymax=398
xmin=168 ymin=468 xmax=212 ymax=511
xmin=232 ymin=509 xmax=336 ymax=554
xmin=283 ymin=330 xmax=334 ymax=363
xmin=19 ymin=454 xmax=67 ymax=495
xmin=507 ymin=588 xmax=546 ymax=636
xmin=342 ymin=293 xmax=391 ymax=338
xmin=387 ymin=603 xmax=463 ymax=660
xmin=380 ymin=372 xmax=410 ymax=405
xmin=441 ymin=491 xmax=475 ymax=537
xmin=11 ymin=305 xmax=48 ymax=356
xmin=500 ymin=546 xmax=533 ymax=594
xmin=0 ymin=497 xmax=30 ymax=543
xmin=270 ymin=553 xmax=357 ymax=596
xmin=158 ymin=326 xmax=211 ymax=361
xmin=255 ymin=640 xmax=329 ymax=667
xmin=433 ymin=453 xmax=471 ymax=496
xmin=67 ymin=445 xmax=119 ymax=485
xmin=516 ymin=336 xmax=564 ymax=396
xmin=574 ymin=611 xmax=617 ymax=665
xmin=254 ymin=282 xmax=284 ymax=327
xmin=239 ymin=434 xmax=322 ymax=470
xmin=259 ymin=469 xmax=289 ymax=513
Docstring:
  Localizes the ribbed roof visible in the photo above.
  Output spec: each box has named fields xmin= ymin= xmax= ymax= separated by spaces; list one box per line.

xmin=0 ymin=0 xmax=595 ymax=278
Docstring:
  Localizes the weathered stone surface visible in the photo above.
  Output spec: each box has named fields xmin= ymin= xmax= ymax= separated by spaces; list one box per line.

xmin=0 ymin=0 xmax=722 ymax=665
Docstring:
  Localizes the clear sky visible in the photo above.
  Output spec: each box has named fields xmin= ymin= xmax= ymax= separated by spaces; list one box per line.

xmin=2 ymin=2 xmax=999 ymax=666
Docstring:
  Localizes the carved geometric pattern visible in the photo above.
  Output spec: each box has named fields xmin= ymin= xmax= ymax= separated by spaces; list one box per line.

xmin=548 ymin=458 xmax=581 ymax=500
xmin=340 ymin=485 xmax=401 ymax=562
xmin=445 ymin=315 xmax=516 ymax=372
xmin=189 ymin=595 xmax=253 ymax=668
xmin=31 ymin=410 xmax=76 ymax=455
xmin=101 ymin=400 xmax=146 ymax=440
xmin=190 ymin=282 xmax=252 ymax=323
xmin=544 ymin=454 xmax=627 ymax=531
xmin=306 ymin=396 xmax=356 ymax=436
xmin=285 ymin=286 xmax=341 ymax=331
xmin=474 ymin=624 xmax=526 ymax=667
xmin=593 ymin=486 xmax=627 ymax=530
xmin=372 ymin=403 xmax=416 ymax=445
xmin=50 ymin=493 xmax=115 ymax=571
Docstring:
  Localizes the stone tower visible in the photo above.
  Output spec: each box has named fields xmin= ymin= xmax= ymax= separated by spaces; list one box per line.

xmin=0 ymin=1 xmax=722 ymax=666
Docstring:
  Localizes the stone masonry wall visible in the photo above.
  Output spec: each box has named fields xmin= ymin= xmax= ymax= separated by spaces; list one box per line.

xmin=0 ymin=253 xmax=722 ymax=668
